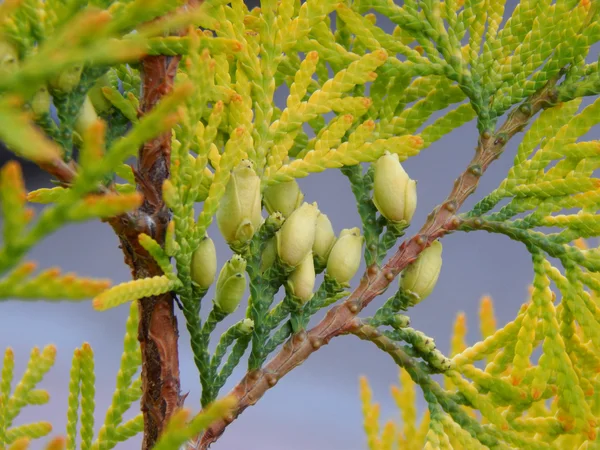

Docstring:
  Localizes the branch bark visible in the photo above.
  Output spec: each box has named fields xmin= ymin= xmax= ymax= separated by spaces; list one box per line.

xmin=195 ymin=75 xmax=562 ymax=449
xmin=131 ymin=53 xmax=182 ymax=450
xmin=34 ymin=46 xmax=184 ymax=450
xmin=34 ymin=4 xmax=204 ymax=448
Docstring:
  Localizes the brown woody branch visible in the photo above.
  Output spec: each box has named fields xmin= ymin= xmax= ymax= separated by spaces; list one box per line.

xmin=128 ymin=53 xmax=183 ymax=450
xmin=36 ymin=56 xmax=183 ymax=448
xmin=34 ymin=41 xmax=184 ymax=450
xmin=34 ymin=3 xmax=204 ymax=447
xmin=195 ymin=74 xmax=562 ymax=449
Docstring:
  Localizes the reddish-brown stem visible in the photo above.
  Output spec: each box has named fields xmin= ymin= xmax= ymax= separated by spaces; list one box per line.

xmin=130 ymin=53 xmax=183 ymax=450
xmin=30 ymin=4 xmax=209 ymax=449
xmin=35 ymin=50 xmax=184 ymax=450
xmin=195 ymin=75 xmax=561 ymax=449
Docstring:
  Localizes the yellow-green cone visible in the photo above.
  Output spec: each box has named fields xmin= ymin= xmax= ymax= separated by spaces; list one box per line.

xmin=88 ymin=74 xmax=113 ymax=113
xmin=373 ymin=151 xmax=417 ymax=223
xmin=216 ymin=160 xmax=263 ymax=246
xmin=31 ymin=86 xmax=51 ymax=117
xmin=191 ymin=236 xmax=217 ymax=290
xmin=75 ymin=96 xmax=99 ymax=137
xmin=263 ymin=180 xmax=304 ymax=218
xmin=214 ymin=255 xmax=247 ymax=314
xmin=287 ymin=252 xmax=316 ymax=304
xmin=276 ymin=202 xmax=320 ymax=267
xmin=326 ymin=227 xmax=364 ymax=284
xmin=260 ymin=236 xmax=277 ymax=273
xmin=239 ymin=318 xmax=255 ymax=334
xmin=0 ymin=41 xmax=18 ymax=77
xmin=50 ymin=65 xmax=83 ymax=94
xmin=400 ymin=240 xmax=443 ymax=304
xmin=313 ymin=213 xmax=336 ymax=266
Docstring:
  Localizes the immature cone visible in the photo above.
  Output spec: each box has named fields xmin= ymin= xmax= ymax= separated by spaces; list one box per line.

xmin=75 ymin=96 xmax=98 ymax=137
xmin=260 ymin=237 xmax=277 ymax=273
xmin=263 ymin=180 xmax=304 ymax=218
xmin=313 ymin=213 xmax=336 ymax=266
xmin=214 ymin=255 xmax=247 ymax=314
xmin=31 ymin=86 xmax=51 ymax=116
xmin=287 ymin=252 xmax=316 ymax=304
xmin=50 ymin=65 xmax=83 ymax=94
xmin=88 ymin=74 xmax=112 ymax=113
xmin=326 ymin=227 xmax=364 ymax=284
xmin=400 ymin=240 xmax=443 ymax=304
xmin=191 ymin=236 xmax=217 ymax=290
xmin=277 ymin=202 xmax=320 ymax=267
xmin=373 ymin=151 xmax=417 ymax=222
xmin=0 ymin=41 xmax=18 ymax=76
xmin=239 ymin=318 xmax=255 ymax=334
xmin=216 ymin=160 xmax=263 ymax=245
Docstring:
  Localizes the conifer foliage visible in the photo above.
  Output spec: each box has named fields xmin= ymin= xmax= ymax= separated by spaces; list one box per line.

xmin=0 ymin=0 xmax=599 ymax=448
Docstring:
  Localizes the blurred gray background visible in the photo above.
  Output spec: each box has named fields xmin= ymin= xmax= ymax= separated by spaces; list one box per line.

xmin=2 ymin=1 xmax=599 ymax=449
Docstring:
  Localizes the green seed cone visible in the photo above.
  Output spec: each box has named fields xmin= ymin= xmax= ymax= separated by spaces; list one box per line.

xmin=239 ymin=318 xmax=255 ymax=334
xmin=214 ymin=255 xmax=247 ymax=314
xmin=263 ymin=180 xmax=304 ymax=218
xmin=260 ymin=236 xmax=277 ymax=273
xmin=216 ymin=160 xmax=263 ymax=245
xmin=326 ymin=227 xmax=364 ymax=284
xmin=191 ymin=236 xmax=217 ymax=290
xmin=31 ymin=86 xmax=51 ymax=117
xmin=0 ymin=41 xmax=18 ymax=77
xmin=75 ymin=96 xmax=99 ymax=137
xmin=88 ymin=74 xmax=113 ymax=114
xmin=400 ymin=240 xmax=443 ymax=304
xmin=373 ymin=151 xmax=417 ymax=223
xmin=50 ymin=64 xmax=83 ymax=94
xmin=277 ymin=202 xmax=320 ymax=268
xmin=313 ymin=213 xmax=336 ymax=266
xmin=287 ymin=252 xmax=316 ymax=304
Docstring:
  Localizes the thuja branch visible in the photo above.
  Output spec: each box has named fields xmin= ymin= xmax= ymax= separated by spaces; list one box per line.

xmin=348 ymin=320 xmax=504 ymax=449
xmin=195 ymin=74 xmax=563 ymax=449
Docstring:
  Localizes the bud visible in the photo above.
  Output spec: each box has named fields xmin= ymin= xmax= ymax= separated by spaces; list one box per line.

xmin=216 ymin=160 xmax=263 ymax=245
xmin=287 ymin=252 xmax=316 ymax=304
xmin=260 ymin=237 xmax=277 ymax=273
xmin=214 ymin=255 xmax=247 ymax=314
xmin=191 ymin=236 xmax=217 ymax=290
xmin=50 ymin=64 xmax=83 ymax=94
xmin=326 ymin=227 xmax=364 ymax=284
xmin=88 ymin=74 xmax=112 ymax=113
xmin=75 ymin=96 xmax=98 ymax=137
xmin=31 ymin=86 xmax=51 ymax=116
xmin=263 ymin=180 xmax=304 ymax=218
xmin=263 ymin=211 xmax=285 ymax=233
xmin=372 ymin=151 xmax=417 ymax=223
xmin=390 ymin=314 xmax=410 ymax=329
xmin=239 ymin=318 xmax=255 ymax=334
xmin=400 ymin=240 xmax=442 ymax=303
xmin=313 ymin=213 xmax=336 ymax=266
xmin=0 ymin=41 xmax=18 ymax=77
xmin=277 ymin=202 xmax=320 ymax=267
